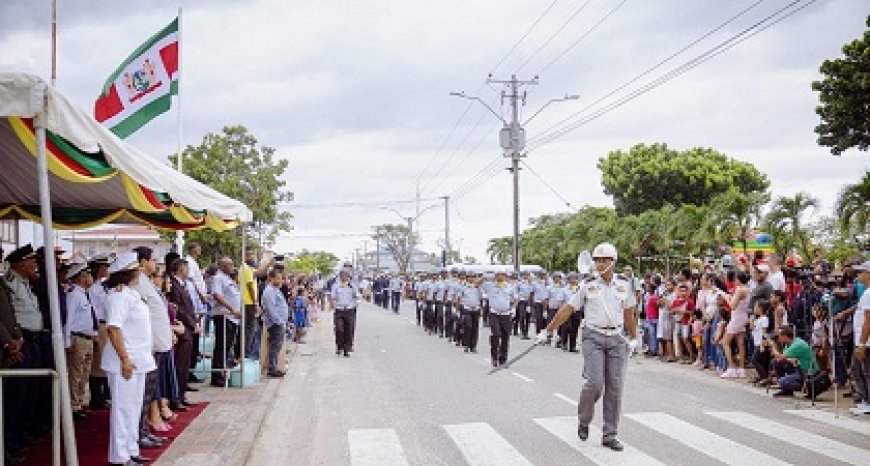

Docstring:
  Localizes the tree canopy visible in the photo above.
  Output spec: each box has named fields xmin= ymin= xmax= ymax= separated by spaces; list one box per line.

xmin=373 ymin=223 xmax=417 ymax=274
xmin=812 ymin=15 xmax=870 ymax=155
xmin=597 ymin=143 xmax=769 ymax=215
xmin=285 ymin=250 xmax=339 ymax=276
xmin=167 ymin=125 xmax=293 ymax=262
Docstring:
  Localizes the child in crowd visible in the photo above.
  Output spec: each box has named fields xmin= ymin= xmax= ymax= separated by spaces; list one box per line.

xmin=671 ymin=284 xmax=695 ymax=364
xmin=658 ymin=280 xmax=676 ymax=363
xmin=692 ymin=308 xmax=704 ymax=367
xmin=771 ymin=290 xmax=788 ymax=332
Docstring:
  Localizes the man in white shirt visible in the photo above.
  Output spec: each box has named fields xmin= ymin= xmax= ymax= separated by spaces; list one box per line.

xmin=210 ymin=257 xmax=242 ymax=386
xmin=767 ymin=254 xmax=786 ymax=292
xmin=185 ymin=242 xmax=207 ymax=383
xmin=64 ymin=262 xmax=96 ymax=418
xmin=849 ymin=261 xmax=870 ymax=415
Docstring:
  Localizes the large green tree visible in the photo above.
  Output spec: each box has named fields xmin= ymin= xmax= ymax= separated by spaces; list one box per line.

xmin=597 ymin=143 xmax=769 ymax=215
xmin=710 ymin=188 xmax=769 ymax=256
xmin=812 ymin=16 xmax=870 ymax=155
xmin=168 ymin=125 xmax=293 ymax=262
xmin=286 ymin=250 xmax=339 ymax=276
xmin=372 ymin=223 xmax=417 ymax=274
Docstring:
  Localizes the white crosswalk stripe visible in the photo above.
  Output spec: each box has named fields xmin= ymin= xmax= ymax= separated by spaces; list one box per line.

xmin=626 ymin=412 xmax=791 ymax=465
xmin=708 ymin=411 xmax=869 ymax=465
xmin=784 ymin=409 xmax=870 ymax=436
xmin=533 ymin=416 xmax=665 ymax=465
xmin=442 ymin=422 xmax=533 ymax=466
xmin=348 ymin=429 xmax=410 ymax=466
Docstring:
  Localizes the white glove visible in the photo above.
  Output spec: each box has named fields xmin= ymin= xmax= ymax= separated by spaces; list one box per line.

xmin=535 ymin=330 xmax=549 ymax=345
xmin=628 ymin=338 xmax=640 ymax=355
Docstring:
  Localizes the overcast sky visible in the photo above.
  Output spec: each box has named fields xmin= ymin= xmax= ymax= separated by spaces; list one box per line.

xmin=2 ymin=0 xmax=868 ymax=264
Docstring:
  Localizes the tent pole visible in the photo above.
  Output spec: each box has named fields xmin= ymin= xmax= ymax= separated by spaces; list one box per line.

xmin=35 ymin=104 xmax=79 ymax=465
xmin=239 ymin=222 xmax=246 ymax=388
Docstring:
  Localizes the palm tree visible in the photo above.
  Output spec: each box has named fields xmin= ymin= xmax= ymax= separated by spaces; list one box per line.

xmin=764 ymin=192 xmax=819 ymax=258
xmin=711 ymin=189 xmax=769 ymax=256
xmin=836 ymin=170 xmax=870 ymax=240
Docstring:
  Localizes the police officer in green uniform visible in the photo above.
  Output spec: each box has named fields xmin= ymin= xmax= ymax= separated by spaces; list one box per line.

xmin=542 ymin=243 xmax=639 ymax=452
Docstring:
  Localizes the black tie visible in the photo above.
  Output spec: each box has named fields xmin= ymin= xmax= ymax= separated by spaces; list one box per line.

xmin=85 ymin=291 xmax=98 ymax=331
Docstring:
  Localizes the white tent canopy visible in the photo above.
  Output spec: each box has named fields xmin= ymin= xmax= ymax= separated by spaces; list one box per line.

xmin=0 ymin=72 xmax=253 ymax=222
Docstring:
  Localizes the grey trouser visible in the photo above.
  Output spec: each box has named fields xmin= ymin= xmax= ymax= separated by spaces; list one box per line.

xmin=267 ymin=324 xmax=285 ymax=373
xmin=851 ymin=350 xmax=870 ymax=404
xmin=578 ymin=327 xmax=627 ymax=442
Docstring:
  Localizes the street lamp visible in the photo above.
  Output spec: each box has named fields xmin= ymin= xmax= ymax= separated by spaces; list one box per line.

xmin=379 ymin=203 xmax=443 ymax=274
xmin=523 ymin=94 xmax=581 ymax=125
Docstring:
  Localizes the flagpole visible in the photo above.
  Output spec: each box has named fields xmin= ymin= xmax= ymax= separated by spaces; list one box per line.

xmin=175 ymin=6 xmax=184 ymax=253
xmin=51 ymin=0 xmax=57 ymax=86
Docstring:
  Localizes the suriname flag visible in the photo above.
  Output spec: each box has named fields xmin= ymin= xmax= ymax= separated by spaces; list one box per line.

xmin=94 ymin=17 xmax=178 ymax=138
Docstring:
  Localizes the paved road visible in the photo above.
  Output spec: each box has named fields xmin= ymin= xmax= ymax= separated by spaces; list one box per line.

xmin=248 ymin=300 xmax=870 ymax=465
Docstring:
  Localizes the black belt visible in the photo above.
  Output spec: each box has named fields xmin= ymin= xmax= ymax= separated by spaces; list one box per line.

xmin=98 ymin=320 xmax=106 ymax=324
xmin=71 ymin=332 xmax=94 ymax=340
xmin=21 ymin=329 xmax=47 ymax=338
xmin=336 ymin=307 xmax=356 ymax=312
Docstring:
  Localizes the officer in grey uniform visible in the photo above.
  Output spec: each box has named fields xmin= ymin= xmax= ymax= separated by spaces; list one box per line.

xmin=443 ymin=269 xmax=459 ymax=342
xmin=531 ymin=270 xmax=549 ymax=336
xmin=433 ymin=272 xmax=447 ymax=337
xmin=424 ymin=273 xmax=439 ymax=334
xmin=414 ymin=275 xmax=428 ymax=326
xmin=515 ymin=271 xmax=533 ymax=339
xmin=556 ymin=272 xmax=583 ymax=352
xmin=329 ymin=269 xmax=359 ymax=357
xmin=456 ymin=272 xmax=483 ymax=353
xmin=542 ymin=243 xmax=639 ymax=452
xmin=388 ymin=274 xmax=402 ymax=313
xmin=483 ymin=271 xmax=516 ymax=366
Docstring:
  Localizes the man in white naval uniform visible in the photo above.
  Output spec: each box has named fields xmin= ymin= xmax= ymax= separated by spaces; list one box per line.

xmin=541 ymin=243 xmax=639 ymax=452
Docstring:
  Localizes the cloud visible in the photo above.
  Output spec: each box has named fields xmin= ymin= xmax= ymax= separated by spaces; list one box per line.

xmin=1 ymin=0 xmax=867 ymax=263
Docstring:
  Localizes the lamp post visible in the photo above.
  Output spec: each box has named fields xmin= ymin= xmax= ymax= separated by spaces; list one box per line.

xmin=380 ymin=202 xmax=443 ymax=274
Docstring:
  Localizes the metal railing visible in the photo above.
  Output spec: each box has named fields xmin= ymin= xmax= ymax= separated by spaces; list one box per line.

xmin=0 ymin=369 xmax=61 ymax=466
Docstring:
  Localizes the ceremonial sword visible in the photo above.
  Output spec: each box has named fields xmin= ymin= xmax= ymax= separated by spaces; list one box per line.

xmin=488 ymin=341 xmax=542 ymax=375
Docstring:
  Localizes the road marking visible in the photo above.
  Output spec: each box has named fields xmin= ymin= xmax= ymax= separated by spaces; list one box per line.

xmin=553 ymin=393 xmax=578 ymax=407
xmin=533 ymin=416 xmax=664 ymax=465
xmin=511 ymin=372 xmax=534 ymax=383
xmin=626 ymin=412 xmax=790 ymax=465
xmin=784 ymin=409 xmax=870 ymax=436
xmin=708 ymin=411 xmax=868 ymax=465
xmin=443 ymin=422 xmax=533 ymax=466
xmin=348 ymin=429 xmax=409 ymax=466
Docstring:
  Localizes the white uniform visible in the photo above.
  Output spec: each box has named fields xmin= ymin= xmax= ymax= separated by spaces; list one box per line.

xmin=101 ymin=286 xmax=156 ymax=465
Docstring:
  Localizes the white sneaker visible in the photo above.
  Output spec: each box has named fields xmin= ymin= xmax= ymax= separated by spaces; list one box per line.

xmin=849 ymin=403 xmax=870 ymax=415
xmin=720 ymin=369 xmax=737 ymax=379
xmin=736 ymin=368 xmax=747 ymax=378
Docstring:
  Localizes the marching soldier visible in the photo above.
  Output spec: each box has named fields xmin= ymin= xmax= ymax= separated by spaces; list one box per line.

xmin=515 ymin=271 xmax=533 ymax=339
xmin=541 ymin=243 xmax=639 ymax=452
xmin=329 ymin=269 xmax=359 ymax=357
xmin=557 ymin=272 xmax=583 ymax=352
xmin=424 ymin=273 xmax=439 ymax=334
xmin=456 ymin=272 xmax=483 ymax=353
xmin=531 ymin=270 xmax=549 ymax=337
xmin=443 ymin=269 xmax=459 ymax=342
xmin=433 ymin=272 xmax=447 ymax=337
xmin=483 ymin=270 xmax=516 ymax=367
xmin=414 ymin=274 xmax=427 ymax=326
xmin=389 ymin=274 xmax=402 ymax=313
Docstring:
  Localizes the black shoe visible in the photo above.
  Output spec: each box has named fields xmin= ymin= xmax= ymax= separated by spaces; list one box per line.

xmin=577 ymin=424 xmax=589 ymax=441
xmin=344 ymin=351 xmax=350 ymax=357
xmin=772 ymin=390 xmax=794 ymax=398
xmin=464 ymin=348 xmax=469 ymax=353
xmin=185 ymin=385 xmax=200 ymax=392
xmin=569 ymin=349 xmax=579 ymax=353
xmin=189 ymin=375 xmax=204 ymax=383
xmin=602 ymin=439 xmax=624 ymax=451
xmin=146 ymin=433 xmax=167 ymax=443
xmin=492 ymin=360 xmax=498 ymax=367
xmin=209 ymin=381 xmax=226 ymax=388
xmin=181 ymin=400 xmax=199 ymax=407
xmin=521 ymin=336 xmax=530 ymax=340
xmin=267 ymin=371 xmax=285 ymax=378
xmin=131 ymin=455 xmax=152 ymax=464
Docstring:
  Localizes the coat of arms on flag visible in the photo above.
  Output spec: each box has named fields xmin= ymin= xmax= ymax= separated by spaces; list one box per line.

xmin=94 ymin=17 xmax=178 ymax=138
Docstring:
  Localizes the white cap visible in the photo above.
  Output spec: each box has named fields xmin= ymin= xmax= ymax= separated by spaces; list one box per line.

xmin=755 ymin=264 xmax=770 ymax=273
xmin=592 ymin=242 xmax=618 ymax=262
xmin=67 ymin=261 xmax=89 ymax=278
xmin=108 ymin=252 xmax=139 ymax=274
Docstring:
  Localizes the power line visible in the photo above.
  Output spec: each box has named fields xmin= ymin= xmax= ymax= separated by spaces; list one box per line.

xmin=418 ymin=100 xmax=492 ymax=194
xmin=529 ymin=0 xmax=812 ymax=151
xmin=527 ymin=0 xmax=766 ymax=144
xmin=282 ymin=197 xmax=440 ymax=209
xmin=515 ymin=0 xmax=594 ymax=73
xmin=536 ymin=0 xmax=629 ymax=76
xmin=520 ymin=159 xmax=577 ymax=211
xmin=489 ymin=0 xmax=562 ymax=75
xmin=425 ymin=120 xmax=502 ymax=195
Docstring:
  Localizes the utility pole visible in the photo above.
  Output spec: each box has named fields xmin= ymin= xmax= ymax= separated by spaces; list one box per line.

xmin=451 ymin=78 xmax=577 ymax=274
xmin=487 ymin=74 xmax=537 ymax=273
xmin=442 ymin=195 xmax=450 ymax=267
xmin=375 ymin=234 xmax=380 ymax=273
xmin=407 ymin=217 xmax=415 ymax=275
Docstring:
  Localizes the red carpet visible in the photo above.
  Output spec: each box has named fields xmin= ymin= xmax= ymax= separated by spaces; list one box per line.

xmin=22 ymin=402 xmax=208 ymax=466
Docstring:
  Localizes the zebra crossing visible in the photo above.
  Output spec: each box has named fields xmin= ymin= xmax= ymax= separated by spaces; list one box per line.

xmin=347 ymin=408 xmax=870 ymax=466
